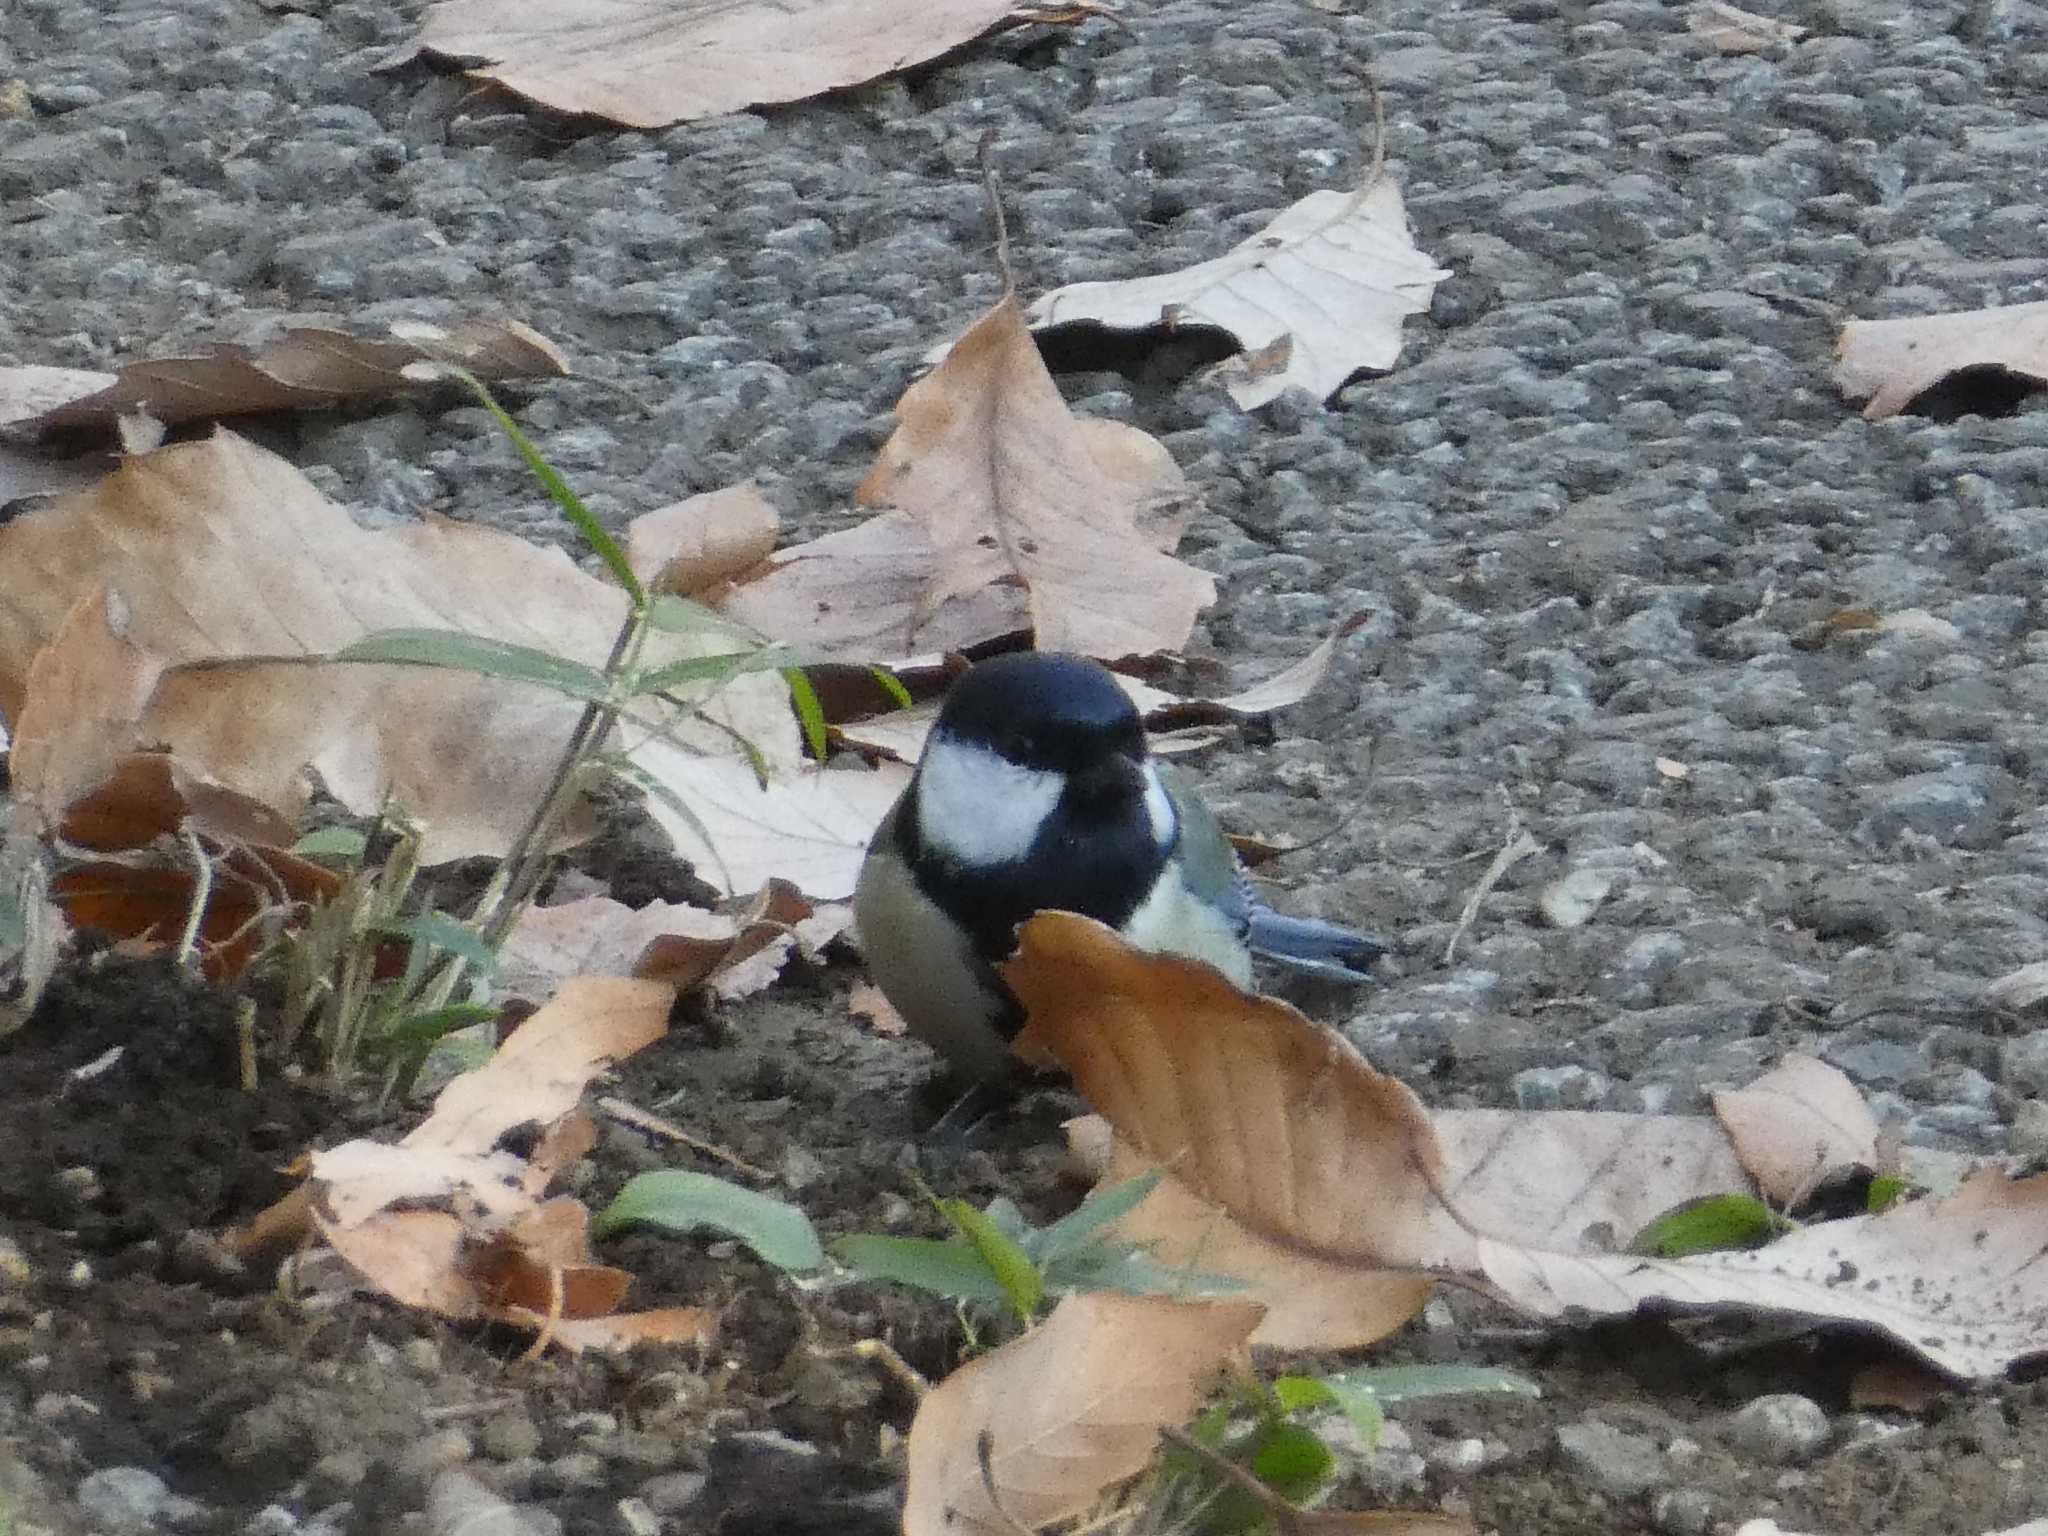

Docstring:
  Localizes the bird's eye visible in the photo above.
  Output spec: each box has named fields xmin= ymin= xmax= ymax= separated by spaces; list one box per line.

xmin=1009 ymin=732 xmax=1040 ymax=760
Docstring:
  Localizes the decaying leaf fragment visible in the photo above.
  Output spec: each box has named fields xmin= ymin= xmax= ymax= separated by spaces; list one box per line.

xmin=902 ymin=1292 xmax=1264 ymax=1536
xmin=3 ymin=320 xmax=567 ymax=438
xmin=1834 ymin=300 xmax=2048 ymax=420
xmin=408 ymin=0 xmax=1095 ymax=129
xmin=1024 ymin=177 xmax=1449 ymax=408
xmin=1711 ymin=1052 xmax=1880 ymax=1205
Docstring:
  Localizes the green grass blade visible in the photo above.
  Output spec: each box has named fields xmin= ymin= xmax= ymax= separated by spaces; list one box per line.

xmin=869 ymin=665 xmax=913 ymax=710
xmin=645 ymin=594 xmax=766 ymax=642
xmin=336 ymin=629 xmax=613 ymax=704
xmin=292 ymin=826 xmax=369 ymax=861
xmin=938 ymin=1197 xmax=1044 ymax=1325
xmin=448 ymin=371 xmax=644 ymax=607
xmin=604 ymin=753 xmax=735 ymax=895
xmin=783 ymin=667 xmax=829 ymax=761
xmin=1323 ymin=1363 xmax=1543 ymax=1405
xmin=372 ymin=1002 xmax=501 ymax=1052
xmin=634 ymin=646 xmax=795 ymax=696
xmin=594 ymin=1170 xmax=825 ymax=1271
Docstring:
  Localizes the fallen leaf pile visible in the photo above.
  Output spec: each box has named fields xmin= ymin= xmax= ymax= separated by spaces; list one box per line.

xmin=254 ymin=976 xmax=716 ymax=1354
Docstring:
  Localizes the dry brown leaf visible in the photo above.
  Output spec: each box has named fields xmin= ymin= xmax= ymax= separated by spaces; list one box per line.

xmin=8 ymin=321 xmax=566 ymax=438
xmin=848 ymin=978 xmax=908 ymax=1037
xmin=1085 ymin=1129 xmax=1434 ymax=1350
xmin=1478 ymin=1169 xmax=2048 ymax=1380
xmin=627 ymin=482 xmax=780 ymax=597
xmin=858 ymin=296 xmax=1214 ymax=660
xmin=5 ymin=588 xmax=166 ymax=832
xmin=1834 ymin=301 xmax=2048 ymax=420
xmin=0 ymin=431 xmax=829 ymax=880
xmin=407 ymin=0 xmax=1079 ymax=128
xmin=902 ymin=1292 xmax=1264 ymax=1536
xmin=1688 ymin=1 xmax=1808 ymax=52
xmin=500 ymin=883 xmax=849 ymax=1002
xmin=541 ymin=1306 xmax=718 ymax=1353
xmin=1711 ymin=1054 xmax=1880 ymax=1206
xmin=1005 ymin=913 xmax=1460 ymax=1270
xmin=314 ymin=1208 xmax=480 ymax=1317
xmin=717 ymin=510 xmax=1030 ymax=664
xmin=405 ymin=975 xmax=672 ymax=1157
xmin=1023 ymin=179 xmax=1448 ymax=409
xmin=57 ymin=753 xmax=297 ymax=853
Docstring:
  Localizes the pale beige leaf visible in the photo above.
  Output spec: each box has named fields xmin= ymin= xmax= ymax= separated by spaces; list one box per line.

xmin=848 ymin=978 xmax=908 ymax=1036
xmin=412 ymin=0 xmax=1038 ymax=129
xmin=404 ymin=974 xmax=673 ymax=1156
xmin=630 ymin=737 xmax=909 ymax=900
xmin=1711 ymin=1054 xmax=1881 ymax=1206
xmin=6 ymin=587 xmax=165 ymax=830
xmin=859 ymin=297 xmax=1214 ymax=660
xmin=13 ymin=321 xmax=567 ymax=437
xmin=1203 ymin=613 xmax=1367 ymax=714
xmin=627 ymin=482 xmax=780 ymax=597
xmin=1025 ymin=180 xmax=1449 ymax=409
xmin=310 ymin=1142 xmax=538 ymax=1230
xmin=0 ymin=364 xmax=117 ymax=429
xmin=715 ymin=509 xmax=1029 ymax=663
xmin=1834 ymin=301 xmax=2048 ymax=420
xmin=1479 ymin=1170 xmax=2048 ymax=1380
xmin=1087 ymin=1131 xmax=1433 ymax=1350
xmin=902 ymin=1292 xmax=1264 ymax=1536
xmin=540 ymin=1306 xmax=719 ymax=1354
xmin=1432 ymin=1107 xmax=1755 ymax=1251
xmin=313 ymin=1208 xmax=481 ymax=1318
xmin=1689 ymin=1 xmax=1808 ymax=52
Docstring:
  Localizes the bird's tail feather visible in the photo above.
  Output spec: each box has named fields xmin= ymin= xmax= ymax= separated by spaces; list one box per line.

xmin=1247 ymin=909 xmax=1386 ymax=983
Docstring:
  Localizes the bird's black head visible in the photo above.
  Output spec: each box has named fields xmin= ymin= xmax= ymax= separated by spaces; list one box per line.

xmin=933 ymin=651 xmax=1145 ymax=774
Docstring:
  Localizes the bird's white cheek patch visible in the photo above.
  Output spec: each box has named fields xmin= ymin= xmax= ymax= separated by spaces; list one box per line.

xmin=1142 ymin=763 xmax=1178 ymax=849
xmin=915 ymin=737 xmax=1064 ymax=868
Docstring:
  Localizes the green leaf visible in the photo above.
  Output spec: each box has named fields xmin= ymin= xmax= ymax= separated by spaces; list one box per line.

xmin=1270 ymin=1375 xmax=1340 ymax=1416
xmin=1627 ymin=1193 xmax=1792 ymax=1257
xmin=382 ymin=912 xmax=498 ymax=974
xmin=828 ymin=1235 xmax=1011 ymax=1303
xmin=784 ymin=666 xmax=829 ymax=761
xmin=292 ymin=826 xmax=369 ymax=861
xmin=336 ymin=629 xmax=613 ymax=704
xmin=1867 ymin=1174 xmax=1909 ymax=1213
xmin=1247 ymin=1420 xmax=1334 ymax=1502
xmin=1033 ymin=1171 xmax=1164 ymax=1262
xmin=450 ymin=372 xmax=644 ymax=606
xmin=595 ymin=1171 xmax=825 ymax=1271
xmin=370 ymin=1003 xmax=500 ymax=1056
xmin=1323 ymin=1363 xmax=1543 ymax=1406
xmin=938 ymin=1197 xmax=1044 ymax=1324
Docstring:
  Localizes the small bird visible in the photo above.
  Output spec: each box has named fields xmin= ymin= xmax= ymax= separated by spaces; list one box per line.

xmin=854 ymin=651 xmax=1386 ymax=1085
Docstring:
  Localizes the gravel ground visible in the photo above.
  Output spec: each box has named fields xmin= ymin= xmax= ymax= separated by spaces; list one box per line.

xmin=6 ymin=0 xmax=2048 ymax=1530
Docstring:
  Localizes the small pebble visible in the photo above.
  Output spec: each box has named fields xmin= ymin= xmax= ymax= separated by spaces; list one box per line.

xmin=1554 ymin=1419 xmax=1668 ymax=1498
xmin=1727 ymin=1393 xmax=1830 ymax=1462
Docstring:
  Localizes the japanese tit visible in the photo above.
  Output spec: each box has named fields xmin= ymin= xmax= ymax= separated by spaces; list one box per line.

xmin=853 ymin=651 xmax=1386 ymax=1085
